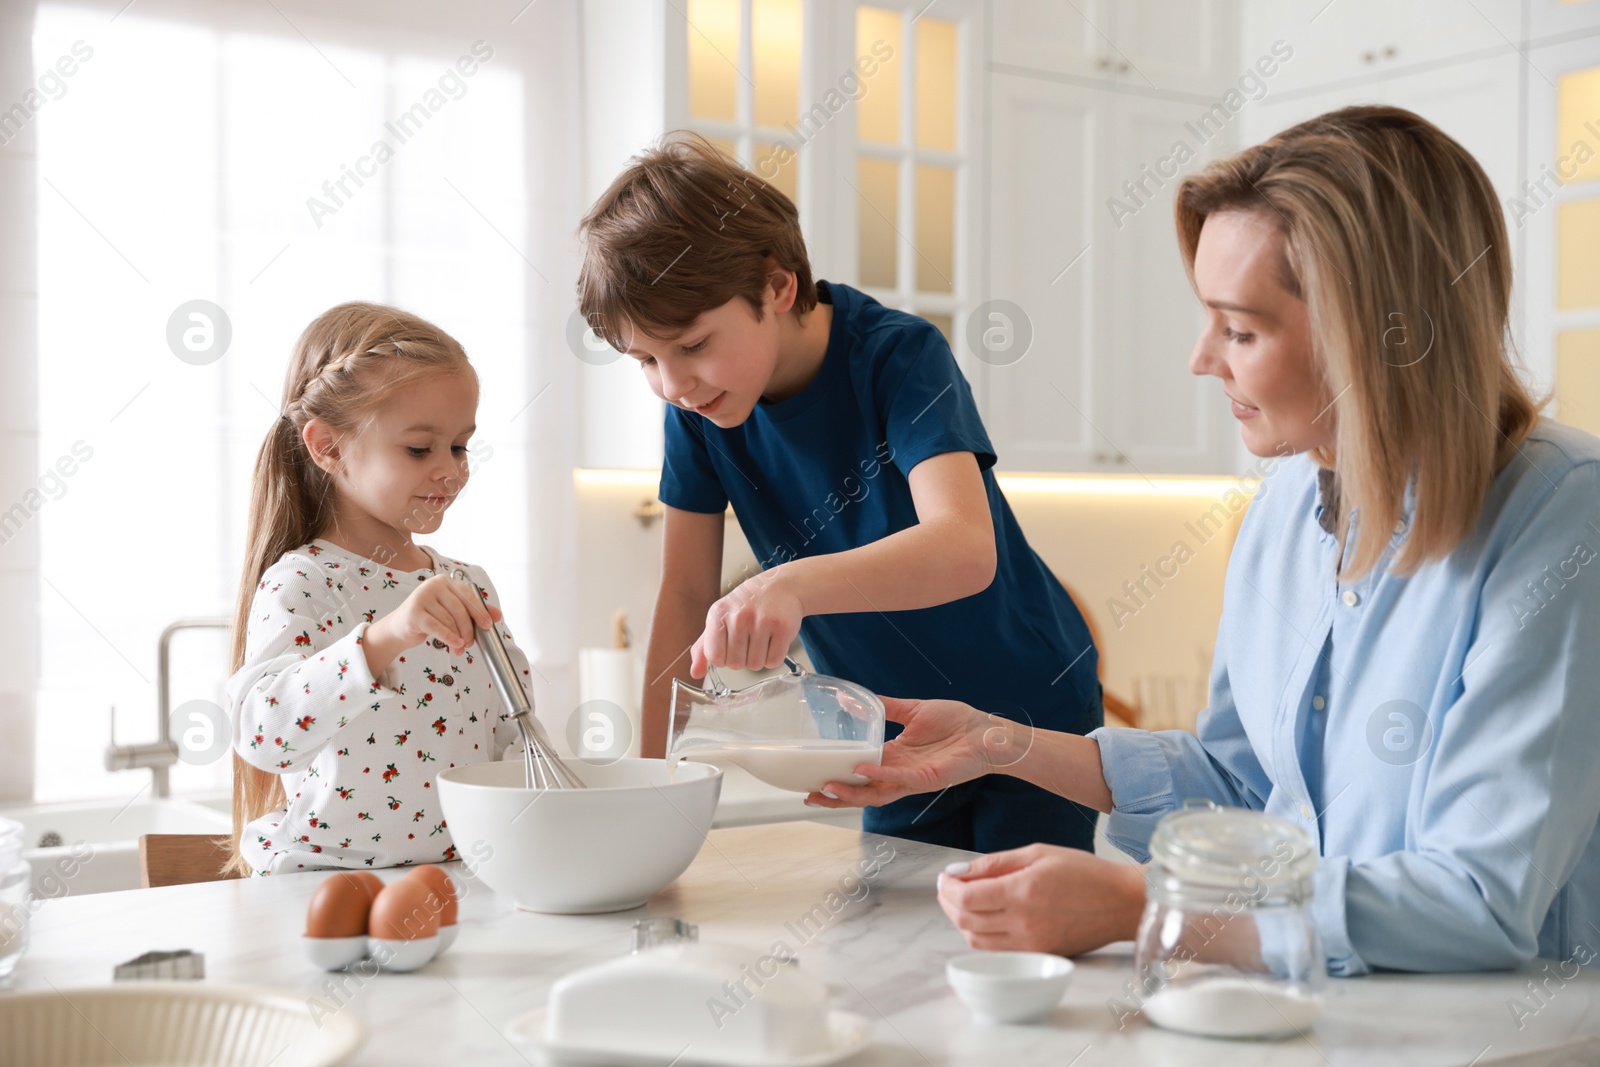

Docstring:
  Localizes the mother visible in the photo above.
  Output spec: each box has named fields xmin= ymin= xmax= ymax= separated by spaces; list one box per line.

xmin=808 ymin=105 xmax=1600 ymax=976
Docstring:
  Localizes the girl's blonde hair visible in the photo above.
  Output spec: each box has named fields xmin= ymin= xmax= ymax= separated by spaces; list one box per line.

xmin=223 ymin=302 xmax=474 ymax=877
xmin=1174 ymin=105 xmax=1541 ymax=579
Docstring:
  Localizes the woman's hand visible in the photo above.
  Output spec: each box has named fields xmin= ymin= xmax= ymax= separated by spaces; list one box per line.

xmin=804 ymin=696 xmax=1034 ymax=808
xmin=690 ymin=569 xmax=804 ymax=675
xmin=937 ymin=845 xmax=1147 ymax=957
xmin=366 ymin=575 xmax=502 ymax=674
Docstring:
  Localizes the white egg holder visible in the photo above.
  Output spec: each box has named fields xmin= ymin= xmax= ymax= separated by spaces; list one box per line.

xmin=302 ymin=924 xmax=458 ymax=974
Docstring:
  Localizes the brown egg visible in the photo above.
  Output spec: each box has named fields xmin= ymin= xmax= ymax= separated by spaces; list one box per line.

xmin=305 ymin=872 xmax=373 ymax=939
xmin=406 ymin=865 xmax=458 ymax=927
xmin=347 ymin=871 xmax=384 ymax=906
xmin=369 ymin=877 xmax=441 ymax=941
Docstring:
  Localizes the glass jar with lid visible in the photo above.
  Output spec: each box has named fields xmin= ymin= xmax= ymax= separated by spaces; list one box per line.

xmin=1132 ymin=804 xmax=1325 ymax=1039
xmin=0 ymin=815 xmax=30 ymax=982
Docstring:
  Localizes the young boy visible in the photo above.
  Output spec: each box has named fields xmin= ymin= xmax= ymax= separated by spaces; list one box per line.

xmin=576 ymin=133 xmax=1102 ymax=853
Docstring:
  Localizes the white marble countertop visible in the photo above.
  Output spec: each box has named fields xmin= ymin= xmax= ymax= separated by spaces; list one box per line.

xmin=8 ymin=821 xmax=1600 ymax=1066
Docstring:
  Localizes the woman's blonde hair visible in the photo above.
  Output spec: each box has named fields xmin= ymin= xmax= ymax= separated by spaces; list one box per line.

xmin=1174 ymin=105 xmax=1541 ymax=578
xmin=223 ymin=302 xmax=474 ymax=877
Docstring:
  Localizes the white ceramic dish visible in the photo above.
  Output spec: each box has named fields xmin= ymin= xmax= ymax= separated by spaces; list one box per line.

xmin=0 ymin=981 xmax=366 ymax=1066
xmin=369 ymin=934 xmax=439 ymax=973
xmin=507 ymin=1005 xmax=871 ymax=1067
xmin=301 ymin=934 xmax=369 ymax=971
xmin=436 ymin=758 xmax=722 ymax=914
xmin=946 ymin=951 xmax=1074 ymax=1024
xmin=302 ymin=929 xmax=454 ymax=972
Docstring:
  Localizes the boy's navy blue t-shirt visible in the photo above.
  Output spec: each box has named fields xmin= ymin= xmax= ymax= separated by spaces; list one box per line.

xmin=660 ymin=280 xmax=1100 ymax=743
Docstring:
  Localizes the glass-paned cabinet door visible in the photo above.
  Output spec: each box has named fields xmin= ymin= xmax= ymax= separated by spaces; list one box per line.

xmin=681 ymin=0 xmax=805 ymax=216
xmin=672 ymin=1 xmax=981 ymax=356
xmin=844 ymin=1 xmax=981 ymax=356
xmin=1552 ymin=59 xmax=1600 ymax=434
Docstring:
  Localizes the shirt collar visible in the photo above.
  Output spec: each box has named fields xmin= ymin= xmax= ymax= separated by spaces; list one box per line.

xmin=1311 ymin=466 xmax=1420 ymax=540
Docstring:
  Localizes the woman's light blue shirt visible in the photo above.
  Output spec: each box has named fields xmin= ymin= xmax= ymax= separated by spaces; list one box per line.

xmin=1091 ymin=419 xmax=1600 ymax=975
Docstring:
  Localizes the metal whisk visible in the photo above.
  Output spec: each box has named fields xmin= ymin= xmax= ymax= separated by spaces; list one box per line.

xmin=453 ymin=569 xmax=585 ymax=790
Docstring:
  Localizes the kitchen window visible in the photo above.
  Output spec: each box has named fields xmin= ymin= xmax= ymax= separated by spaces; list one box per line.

xmin=30 ymin=2 xmax=538 ymax=802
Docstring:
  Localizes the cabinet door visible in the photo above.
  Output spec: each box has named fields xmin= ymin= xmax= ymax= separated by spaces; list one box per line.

xmin=1521 ymin=35 xmax=1600 ymax=417
xmin=991 ymin=0 xmax=1114 ymax=79
xmin=1241 ymin=0 xmax=1522 ymax=95
xmin=1529 ymin=0 xmax=1600 ymax=39
xmin=994 ymin=0 xmax=1238 ymax=96
xmin=984 ymin=73 xmax=1103 ymax=470
xmin=1111 ymin=0 xmax=1239 ymax=96
xmin=1102 ymin=93 xmax=1233 ymax=474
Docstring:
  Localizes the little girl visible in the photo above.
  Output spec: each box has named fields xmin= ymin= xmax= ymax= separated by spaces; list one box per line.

xmin=224 ymin=302 xmax=530 ymax=876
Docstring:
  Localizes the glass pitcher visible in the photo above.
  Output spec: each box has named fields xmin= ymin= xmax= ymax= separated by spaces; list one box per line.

xmin=668 ymin=658 xmax=886 ymax=793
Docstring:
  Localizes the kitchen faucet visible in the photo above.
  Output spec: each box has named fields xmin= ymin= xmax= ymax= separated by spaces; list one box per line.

xmin=104 ymin=617 xmax=230 ymax=799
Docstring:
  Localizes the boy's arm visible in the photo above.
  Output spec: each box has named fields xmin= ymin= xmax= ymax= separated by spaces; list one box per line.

xmin=691 ymin=451 xmax=996 ymax=674
xmin=785 ymin=450 xmax=995 ymax=612
xmin=641 ymin=504 xmax=726 ymax=758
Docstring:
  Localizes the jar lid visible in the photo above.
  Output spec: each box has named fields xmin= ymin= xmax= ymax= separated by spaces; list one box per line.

xmin=1148 ymin=806 xmax=1317 ymax=888
xmin=0 ymin=816 xmax=21 ymax=872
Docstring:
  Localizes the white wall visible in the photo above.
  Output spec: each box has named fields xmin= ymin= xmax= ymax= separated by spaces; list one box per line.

xmin=0 ymin=0 xmax=40 ymax=805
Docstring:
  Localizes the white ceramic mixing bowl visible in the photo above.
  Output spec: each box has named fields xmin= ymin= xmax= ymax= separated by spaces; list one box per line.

xmin=436 ymin=758 xmax=721 ymax=914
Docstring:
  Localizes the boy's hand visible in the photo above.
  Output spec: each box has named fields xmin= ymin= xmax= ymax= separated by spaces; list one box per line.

xmin=370 ymin=575 xmax=502 ymax=659
xmin=690 ymin=569 xmax=803 ymax=675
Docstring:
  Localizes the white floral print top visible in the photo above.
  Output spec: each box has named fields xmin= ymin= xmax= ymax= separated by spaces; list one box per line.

xmin=226 ymin=539 xmax=531 ymax=874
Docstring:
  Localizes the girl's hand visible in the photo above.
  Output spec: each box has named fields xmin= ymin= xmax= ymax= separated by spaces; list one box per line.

xmin=804 ymin=696 xmax=1034 ymax=808
xmin=372 ymin=575 xmax=502 ymax=658
xmin=690 ymin=570 xmax=804 ymax=675
xmin=936 ymin=845 xmax=1146 ymax=957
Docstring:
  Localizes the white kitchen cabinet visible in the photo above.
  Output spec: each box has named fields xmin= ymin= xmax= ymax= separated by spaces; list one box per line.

xmin=967 ymin=0 xmax=1280 ymax=103
xmin=982 ymin=72 xmax=1237 ymax=474
xmin=989 ymin=0 xmax=1111 ymax=82
xmin=1103 ymin=92 xmax=1236 ymax=473
xmin=1240 ymin=0 xmax=1523 ymax=96
xmin=982 ymin=73 xmax=1102 ymax=470
xmin=1529 ymin=0 xmax=1600 ymax=39
xmin=992 ymin=0 xmax=1239 ymax=95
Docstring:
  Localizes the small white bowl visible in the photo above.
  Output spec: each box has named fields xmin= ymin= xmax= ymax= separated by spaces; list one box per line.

xmin=437 ymin=923 xmax=458 ymax=953
xmin=301 ymin=934 xmax=369 ymax=971
xmin=368 ymin=935 xmax=439 ymax=973
xmin=947 ymin=951 xmax=1074 ymax=1024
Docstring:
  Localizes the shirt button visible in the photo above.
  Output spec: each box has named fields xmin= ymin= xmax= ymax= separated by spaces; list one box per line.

xmin=1312 ymin=695 xmax=1326 ymax=711
xmin=1341 ymin=589 xmax=1360 ymax=607
xmin=441 ymin=675 xmax=454 ymax=686
xmin=1395 ymin=518 xmax=1408 ymax=535
xmin=431 ymin=638 xmax=447 ymax=649
xmin=1299 ymin=803 xmax=1313 ymax=819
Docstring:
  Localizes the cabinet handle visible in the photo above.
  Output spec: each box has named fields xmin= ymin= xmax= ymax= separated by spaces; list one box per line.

xmin=1362 ymin=51 xmax=1375 ymax=64
xmin=1117 ymin=61 xmax=1130 ymax=74
xmin=1096 ymin=56 xmax=1112 ymax=70
xmin=1383 ymin=45 xmax=1397 ymax=59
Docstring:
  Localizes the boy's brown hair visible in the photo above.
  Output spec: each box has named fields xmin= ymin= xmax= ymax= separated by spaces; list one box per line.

xmin=576 ymin=131 xmax=817 ymax=352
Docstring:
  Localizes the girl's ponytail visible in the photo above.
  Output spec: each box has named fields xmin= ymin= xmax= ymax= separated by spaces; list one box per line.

xmin=223 ymin=302 xmax=473 ymax=878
